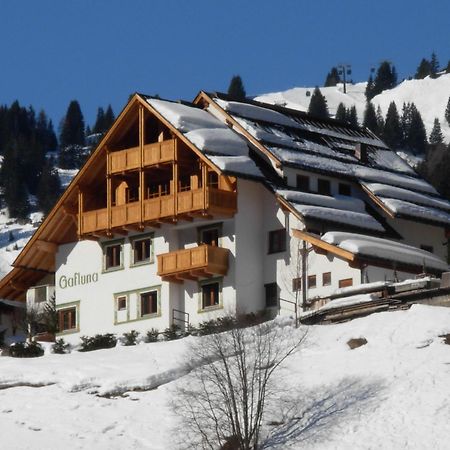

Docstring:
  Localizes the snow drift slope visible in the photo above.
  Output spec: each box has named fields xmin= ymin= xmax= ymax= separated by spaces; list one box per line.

xmin=256 ymin=74 xmax=450 ymax=142
xmin=0 ymin=305 xmax=449 ymax=449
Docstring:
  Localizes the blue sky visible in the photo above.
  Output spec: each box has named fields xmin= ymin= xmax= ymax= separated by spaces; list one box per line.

xmin=1 ymin=0 xmax=450 ymax=128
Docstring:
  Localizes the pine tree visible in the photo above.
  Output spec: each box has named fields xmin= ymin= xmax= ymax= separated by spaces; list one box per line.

xmin=59 ymin=100 xmax=85 ymax=169
xmin=92 ymin=107 xmax=105 ymax=134
xmin=1 ymin=138 xmax=30 ymax=219
xmin=347 ymin=105 xmax=358 ymax=127
xmin=324 ymin=67 xmax=340 ymax=87
xmin=445 ymin=97 xmax=450 ymax=126
xmin=430 ymin=52 xmax=439 ymax=78
xmin=308 ymin=87 xmax=329 ymax=119
xmin=37 ymin=159 xmax=62 ymax=215
xmin=363 ymin=102 xmax=378 ymax=134
xmin=376 ymin=106 xmax=385 ymax=134
xmin=415 ymin=58 xmax=431 ymax=79
xmin=383 ymin=102 xmax=402 ymax=149
xmin=404 ymin=103 xmax=427 ymax=154
xmin=365 ymin=74 xmax=375 ymax=101
xmin=429 ymin=118 xmax=443 ymax=145
xmin=104 ymin=105 xmax=115 ymax=130
xmin=335 ymin=103 xmax=347 ymax=122
xmin=371 ymin=61 xmax=397 ymax=98
xmin=446 ymin=61 xmax=450 ymax=74
xmin=59 ymin=100 xmax=85 ymax=147
xmin=227 ymin=75 xmax=246 ymax=100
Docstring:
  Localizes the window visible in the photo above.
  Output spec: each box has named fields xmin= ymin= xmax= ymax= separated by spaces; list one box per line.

xmin=268 ymin=229 xmax=286 ymax=254
xmin=34 ymin=286 xmax=47 ymax=303
xmin=339 ymin=278 xmax=353 ymax=288
xmin=58 ymin=307 xmax=77 ymax=332
xmin=292 ymin=277 xmax=302 ymax=292
xmin=104 ymin=241 xmax=123 ymax=271
xmin=317 ymin=179 xmax=331 ymax=196
xmin=296 ymin=175 xmax=310 ymax=191
xmin=199 ymin=225 xmax=221 ymax=247
xmin=140 ymin=291 xmax=158 ymax=316
xmin=308 ymin=275 xmax=317 ymax=289
xmin=322 ymin=272 xmax=331 ymax=286
xmin=338 ymin=183 xmax=351 ymax=196
xmin=265 ymin=283 xmax=278 ymax=308
xmin=117 ymin=296 xmax=127 ymax=311
xmin=201 ymin=282 xmax=220 ymax=309
xmin=420 ymin=245 xmax=434 ymax=253
xmin=132 ymin=235 xmax=153 ymax=265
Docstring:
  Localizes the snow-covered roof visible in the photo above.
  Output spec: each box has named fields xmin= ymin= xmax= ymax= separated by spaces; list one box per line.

xmin=146 ymin=98 xmax=264 ymax=180
xmin=208 ymin=93 xmax=449 ymax=228
xmin=322 ymin=231 xmax=449 ymax=272
xmin=277 ymin=189 xmax=385 ymax=232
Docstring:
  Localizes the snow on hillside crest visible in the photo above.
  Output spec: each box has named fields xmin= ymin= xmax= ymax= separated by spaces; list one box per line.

xmin=0 ymin=305 xmax=450 ymax=449
xmin=255 ymin=74 xmax=450 ymax=143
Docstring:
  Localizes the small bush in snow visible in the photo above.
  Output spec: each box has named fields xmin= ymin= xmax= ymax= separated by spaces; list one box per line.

xmin=122 ymin=330 xmax=139 ymax=346
xmin=10 ymin=341 xmax=44 ymax=358
xmin=145 ymin=328 xmax=159 ymax=343
xmin=163 ymin=324 xmax=181 ymax=341
xmin=78 ymin=333 xmax=117 ymax=352
xmin=52 ymin=338 xmax=70 ymax=354
xmin=440 ymin=334 xmax=450 ymax=345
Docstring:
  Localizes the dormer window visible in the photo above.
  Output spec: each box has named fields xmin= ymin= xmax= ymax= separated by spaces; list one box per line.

xmin=318 ymin=178 xmax=331 ymax=196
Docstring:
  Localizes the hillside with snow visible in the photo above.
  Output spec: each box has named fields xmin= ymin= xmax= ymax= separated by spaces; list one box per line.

xmin=0 ymin=305 xmax=449 ymax=449
xmin=255 ymin=74 xmax=450 ymax=143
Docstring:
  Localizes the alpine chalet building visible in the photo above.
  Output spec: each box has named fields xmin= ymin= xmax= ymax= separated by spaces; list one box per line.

xmin=0 ymin=92 xmax=448 ymax=342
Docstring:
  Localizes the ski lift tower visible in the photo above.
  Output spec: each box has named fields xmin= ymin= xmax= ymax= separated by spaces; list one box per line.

xmin=337 ymin=64 xmax=352 ymax=94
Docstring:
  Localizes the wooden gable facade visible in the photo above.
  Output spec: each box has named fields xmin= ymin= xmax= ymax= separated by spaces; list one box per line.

xmin=0 ymin=94 xmax=238 ymax=301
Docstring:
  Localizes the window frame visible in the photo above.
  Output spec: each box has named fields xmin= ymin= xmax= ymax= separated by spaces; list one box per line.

xmin=56 ymin=301 xmax=80 ymax=335
xmin=130 ymin=233 xmax=154 ymax=267
xmin=317 ymin=178 xmax=331 ymax=196
xmin=338 ymin=278 xmax=353 ymax=288
xmin=102 ymin=239 xmax=124 ymax=272
xmin=296 ymin=174 xmax=310 ymax=192
xmin=268 ymin=229 xmax=287 ymax=254
xmin=338 ymin=183 xmax=351 ymax=196
xmin=308 ymin=275 xmax=317 ymax=289
xmin=292 ymin=277 xmax=302 ymax=292
xmin=265 ymin=282 xmax=279 ymax=308
xmin=139 ymin=290 xmax=159 ymax=318
xmin=199 ymin=278 xmax=223 ymax=312
xmin=197 ymin=223 xmax=222 ymax=247
xmin=322 ymin=272 xmax=331 ymax=286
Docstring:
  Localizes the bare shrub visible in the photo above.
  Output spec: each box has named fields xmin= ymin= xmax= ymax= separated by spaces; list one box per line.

xmin=175 ymin=320 xmax=306 ymax=449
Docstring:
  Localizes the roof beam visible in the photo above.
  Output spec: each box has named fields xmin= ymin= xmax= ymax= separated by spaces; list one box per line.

xmin=35 ymin=240 xmax=58 ymax=254
xmin=292 ymin=229 xmax=356 ymax=262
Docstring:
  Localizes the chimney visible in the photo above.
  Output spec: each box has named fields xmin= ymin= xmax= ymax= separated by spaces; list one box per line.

xmin=355 ymin=143 xmax=368 ymax=163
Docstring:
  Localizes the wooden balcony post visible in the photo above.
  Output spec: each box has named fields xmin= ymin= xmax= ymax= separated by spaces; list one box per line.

xmin=173 ymin=140 xmax=178 ymax=215
xmin=202 ymin=164 xmax=208 ymax=210
xmin=77 ymin=187 xmax=83 ymax=238
xmin=139 ymin=105 xmax=144 ymax=226
xmin=106 ymin=146 xmax=112 ymax=233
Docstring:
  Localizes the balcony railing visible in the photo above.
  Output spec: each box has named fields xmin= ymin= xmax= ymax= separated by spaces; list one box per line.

xmin=157 ymin=244 xmax=229 ymax=281
xmin=108 ymin=139 xmax=176 ymax=174
xmin=79 ymin=187 xmax=237 ymax=235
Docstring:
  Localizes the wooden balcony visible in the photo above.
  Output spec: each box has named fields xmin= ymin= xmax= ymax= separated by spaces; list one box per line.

xmin=108 ymin=139 xmax=176 ymax=174
xmin=79 ymin=187 xmax=237 ymax=236
xmin=157 ymin=244 xmax=229 ymax=282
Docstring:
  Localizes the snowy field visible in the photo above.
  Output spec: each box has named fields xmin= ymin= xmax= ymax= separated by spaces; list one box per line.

xmin=1 ymin=304 xmax=449 ymax=449
xmin=255 ymin=73 xmax=450 ymax=143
